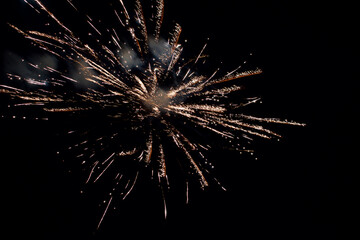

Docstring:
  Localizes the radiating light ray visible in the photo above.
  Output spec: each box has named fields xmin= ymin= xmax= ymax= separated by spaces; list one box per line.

xmin=153 ymin=0 xmax=165 ymax=41
xmin=24 ymin=0 xmax=41 ymax=14
xmin=97 ymin=196 xmax=113 ymax=229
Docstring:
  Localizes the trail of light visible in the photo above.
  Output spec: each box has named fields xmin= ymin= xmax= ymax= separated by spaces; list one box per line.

xmin=170 ymin=131 xmax=208 ymax=188
xmin=24 ymin=0 xmax=40 ymax=14
xmin=33 ymin=0 xmax=73 ymax=34
xmin=153 ymin=0 xmax=164 ymax=40
xmin=195 ymin=43 xmax=207 ymax=64
xmin=206 ymin=69 xmax=263 ymax=86
xmin=122 ymin=172 xmax=139 ymax=200
xmin=97 ymin=196 xmax=113 ymax=230
xmin=87 ymin=20 xmax=102 ymax=36
xmin=66 ymin=0 xmax=78 ymax=11
xmin=118 ymin=0 xmax=130 ymax=20
xmin=94 ymin=158 xmax=115 ymax=183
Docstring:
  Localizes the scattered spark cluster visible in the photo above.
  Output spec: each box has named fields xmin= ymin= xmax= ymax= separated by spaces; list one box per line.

xmin=1 ymin=0 xmax=304 ymax=227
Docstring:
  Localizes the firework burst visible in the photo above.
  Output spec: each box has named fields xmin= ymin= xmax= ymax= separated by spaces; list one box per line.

xmin=1 ymin=0 xmax=304 ymax=227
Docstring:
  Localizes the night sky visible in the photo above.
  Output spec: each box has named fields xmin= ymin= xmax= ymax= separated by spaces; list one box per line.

xmin=1 ymin=0 xmax=357 ymax=239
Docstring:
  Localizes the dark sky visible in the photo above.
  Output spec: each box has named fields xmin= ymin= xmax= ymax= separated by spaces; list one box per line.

xmin=1 ymin=0 xmax=357 ymax=239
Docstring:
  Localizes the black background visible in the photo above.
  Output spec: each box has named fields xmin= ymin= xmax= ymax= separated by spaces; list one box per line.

xmin=1 ymin=0 xmax=357 ymax=239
